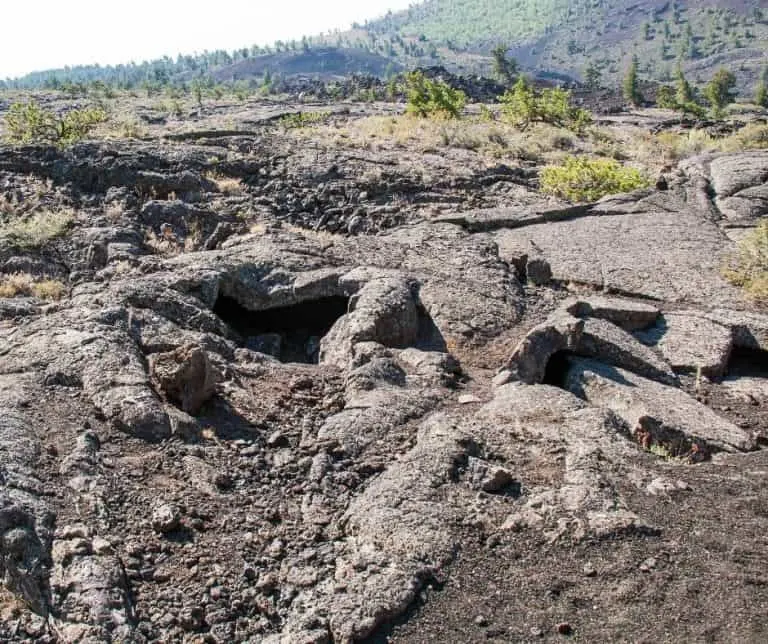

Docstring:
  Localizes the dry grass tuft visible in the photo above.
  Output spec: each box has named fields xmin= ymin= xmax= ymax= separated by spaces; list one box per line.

xmin=654 ymin=130 xmax=717 ymax=160
xmin=717 ymin=122 xmax=768 ymax=152
xmin=650 ymin=123 xmax=768 ymax=163
xmin=0 ymin=273 xmax=67 ymax=300
xmin=722 ymin=220 xmax=768 ymax=301
xmin=300 ymin=114 xmax=595 ymax=165
xmin=0 ymin=587 xmax=26 ymax=622
xmin=0 ymin=208 xmax=74 ymax=248
xmin=104 ymin=204 xmax=125 ymax=222
xmin=145 ymin=227 xmax=183 ymax=256
xmin=206 ymin=173 xmax=245 ymax=196
xmin=183 ymin=220 xmax=204 ymax=252
xmin=98 ymin=117 xmax=148 ymax=140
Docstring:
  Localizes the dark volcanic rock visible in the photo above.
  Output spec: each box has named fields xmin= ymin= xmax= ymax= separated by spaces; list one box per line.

xmin=1 ymin=105 xmax=768 ymax=644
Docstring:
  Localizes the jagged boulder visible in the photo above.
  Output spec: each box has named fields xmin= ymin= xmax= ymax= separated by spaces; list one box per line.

xmin=319 ymin=278 xmax=420 ymax=369
xmin=639 ymin=311 xmax=734 ymax=378
xmin=498 ymin=313 xmax=585 ymax=385
xmin=683 ymin=151 xmax=768 ymax=223
xmin=0 ymin=407 xmax=54 ymax=617
xmin=500 ymin=310 xmax=676 ymax=386
xmin=564 ymin=357 xmax=755 ymax=454
xmin=563 ymin=295 xmax=660 ymax=331
xmin=149 ymin=343 xmax=218 ymax=414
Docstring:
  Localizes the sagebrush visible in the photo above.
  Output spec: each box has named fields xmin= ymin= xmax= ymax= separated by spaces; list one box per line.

xmin=540 ymin=156 xmax=650 ymax=202
xmin=722 ymin=221 xmax=768 ymax=301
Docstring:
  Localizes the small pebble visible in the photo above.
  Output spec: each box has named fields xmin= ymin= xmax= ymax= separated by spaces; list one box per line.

xmin=639 ymin=557 xmax=657 ymax=572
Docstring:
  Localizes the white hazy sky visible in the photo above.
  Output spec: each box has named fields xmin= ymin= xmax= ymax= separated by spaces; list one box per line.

xmin=1 ymin=0 xmax=416 ymax=79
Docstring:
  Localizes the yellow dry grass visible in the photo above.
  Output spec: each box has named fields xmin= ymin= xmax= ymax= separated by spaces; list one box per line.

xmin=292 ymin=113 xmax=591 ymax=165
xmin=0 ymin=208 xmax=74 ymax=248
xmin=0 ymin=273 xmax=67 ymax=300
xmin=637 ymin=123 xmax=768 ymax=166
xmin=206 ymin=173 xmax=245 ymax=196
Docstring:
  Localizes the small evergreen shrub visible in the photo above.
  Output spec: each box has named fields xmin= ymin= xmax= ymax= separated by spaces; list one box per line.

xmin=623 ymin=56 xmax=643 ymax=106
xmin=704 ymin=68 xmax=737 ymax=115
xmin=656 ymin=85 xmax=677 ymax=109
xmin=655 ymin=80 xmax=706 ymax=117
xmin=280 ymin=111 xmax=332 ymax=128
xmin=756 ymin=82 xmax=768 ymax=109
xmin=499 ymin=77 xmax=591 ymax=132
xmin=58 ymin=106 xmax=109 ymax=144
xmin=3 ymin=100 xmax=107 ymax=146
xmin=723 ymin=221 xmax=768 ymax=301
xmin=676 ymin=100 xmax=707 ymax=119
xmin=404 ymin=71 xmax=466 ymax=119
xmin=540 ymin=156 xmax=650 ymax=202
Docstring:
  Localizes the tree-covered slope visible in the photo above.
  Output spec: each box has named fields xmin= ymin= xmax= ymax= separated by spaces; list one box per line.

xmin=4 ymin=0 xmax=766 ymax=93
xmin=368 ymin=0 xmax=768 ymax=89
xmin=365 ymin=0 xmax=575 ymax=47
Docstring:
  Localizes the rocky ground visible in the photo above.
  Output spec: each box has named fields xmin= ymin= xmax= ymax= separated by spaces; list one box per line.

xmin=1 ymin=95 xmax=768 ymax=643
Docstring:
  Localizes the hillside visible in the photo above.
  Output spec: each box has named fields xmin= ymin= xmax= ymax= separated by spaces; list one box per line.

xmin=209 ymin=48 xmax=399 ymax=82
xmin=3 ymin=1 xmax=767 ymax=94
xmin=368 ymin=0 xmax=768 ymax=89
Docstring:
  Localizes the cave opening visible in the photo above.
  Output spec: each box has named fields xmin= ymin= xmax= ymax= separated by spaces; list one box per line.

xmin=542 ymin=351 xmax=573 ymax=389
xmin=726 ymin=346 xmax=768 ymax=380
xmin=213 ymin=294 xmax=350 ymax=364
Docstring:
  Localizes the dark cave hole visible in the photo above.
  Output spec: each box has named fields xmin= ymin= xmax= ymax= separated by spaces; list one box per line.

xmin=542 ymin=351 xmax=573 ymax=389
xmin=726 ymin=346 xmax=768 ymax=379
xmin=213 ymin=294 xmax=350 ymax=364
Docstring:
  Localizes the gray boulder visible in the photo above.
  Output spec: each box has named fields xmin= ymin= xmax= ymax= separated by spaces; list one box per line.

xmin=494 ymin=188 xmax=743 ymax=306
xmin=563 ymin=295 xmax=660 ymax=331
xmin=641 ymin=312 xmax=734 ymax=378
xmin=319 ymin=278 xmax=420 ymax=369
xmin=149 ymin=343 xmax=218 ymax=415
xmin=564 ymin=357 xmax=755 ymax=454
xmin=500 ymin=313 xmax=584 ymax=385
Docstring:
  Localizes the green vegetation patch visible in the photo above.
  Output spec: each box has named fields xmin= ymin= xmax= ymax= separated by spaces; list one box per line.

xmin=280 ymin=111 xmax=333 ymax=128
xmin=3 ymin=100 xmax=107 ymax=146
xmin=384 ymin=0 xmax=572 ymax=49
xmin=723 ymin=221 xmax=768 ymax=301
xmin=404 ymin=71 xmax=466 ymax=119
xmin=540 ymin=156 xmax=650 ymax=202
xmin=499 ymin=77 xmax=591 ymax=132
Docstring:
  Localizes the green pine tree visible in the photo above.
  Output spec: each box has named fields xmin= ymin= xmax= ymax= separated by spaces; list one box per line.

xmin=704 ymin=68 xmax=737 ymax=114
xmin=675 ymin=66 xmax=694 ymax=104
xmin=623 ymin=55 xmax=642 ymax=106
xmin=757 ymin=66 xmax=768 ymax=108
xmin=491 ymin=44 xmax=518 ymax=86
xmin=584 ymin=62 xmax=601 ymax=90
xmin=756 ymin=82 xmax=768 ymax=109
